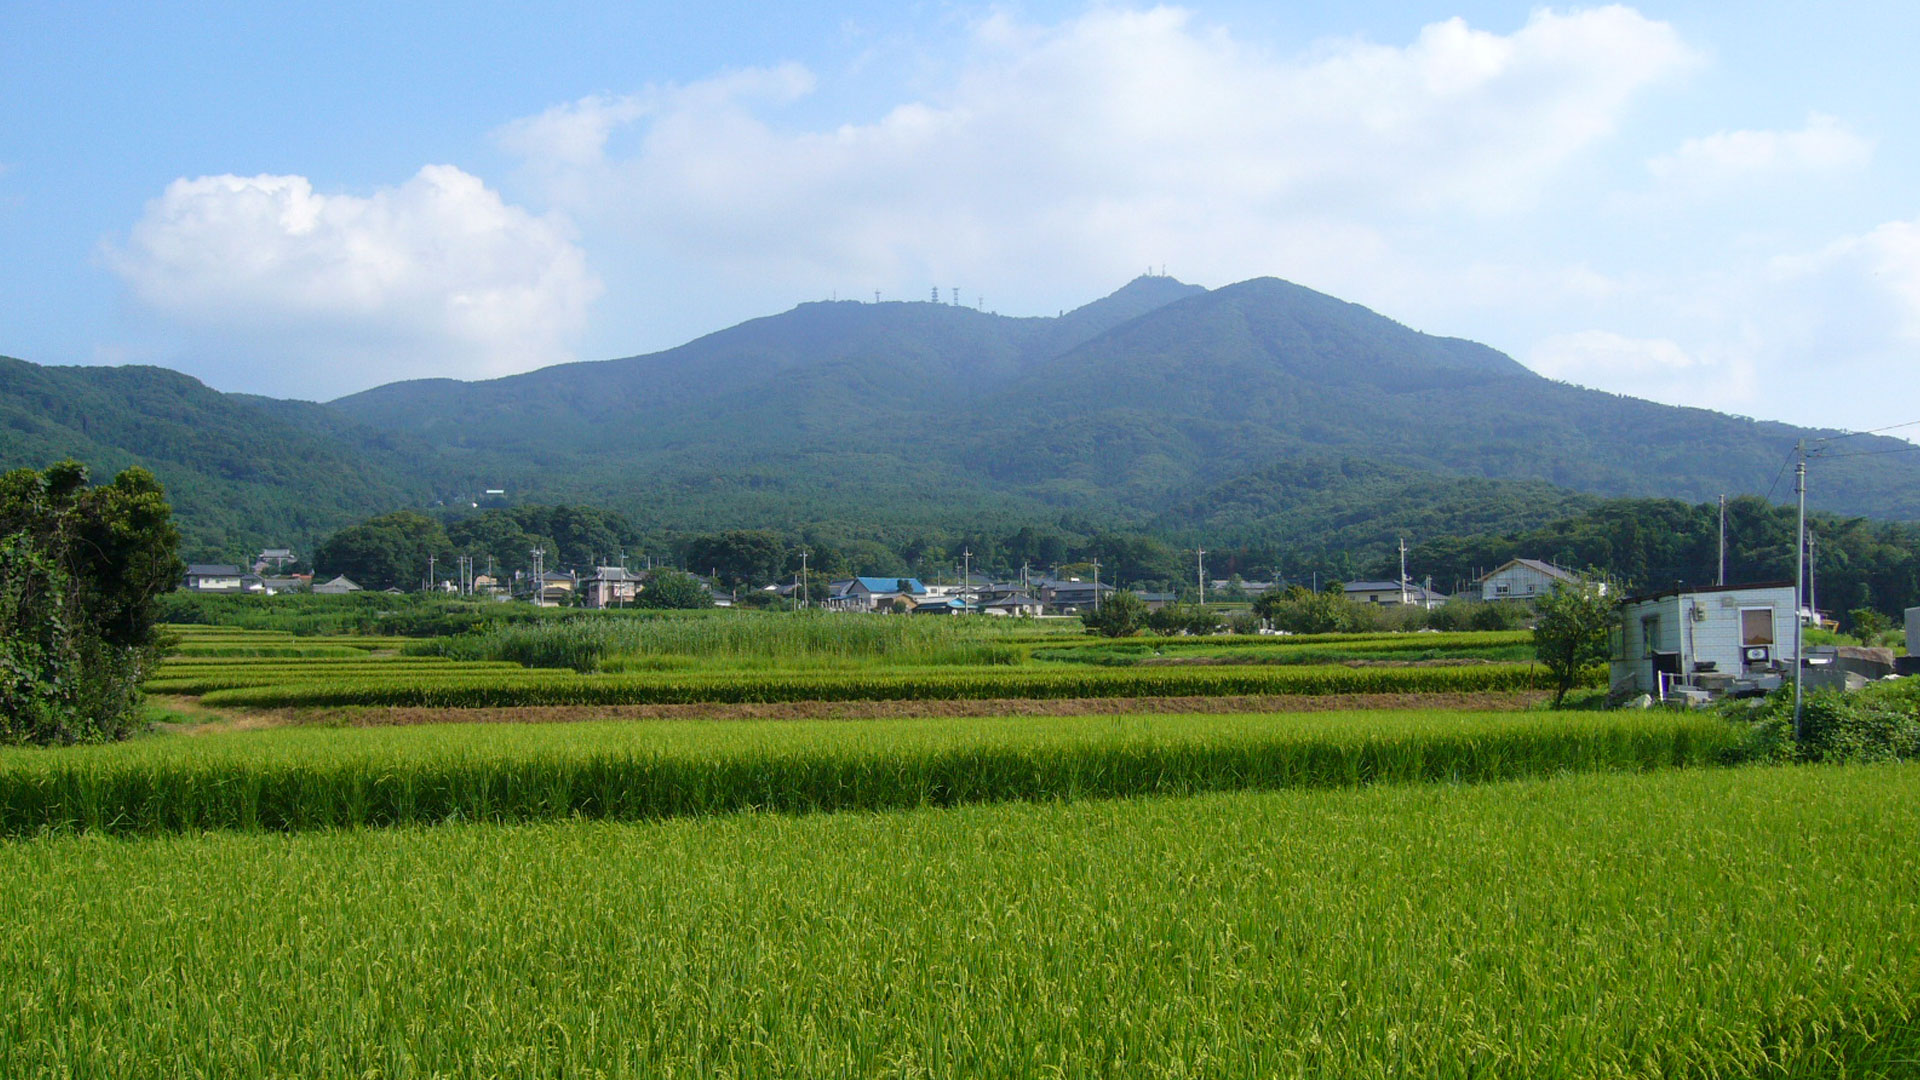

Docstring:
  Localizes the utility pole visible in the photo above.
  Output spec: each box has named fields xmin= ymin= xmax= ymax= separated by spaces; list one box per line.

xmin=530 ymin=546 xmax=546 ymax=605
xmin=1717 ymin=495 xmax=1727 ymax=587
xmin=427 ymin=553 xmax=436 ymax=595
xmin=1807 ymin=532 xmax=1819 ymax=627
xmin=1092 ymin=558 xmax=1102 ymax=612
xmin=1196 ymin=547 xmax=1206 ymax=605
xmin=961 ymin=547 xmax=972 ymax=607
xmin=799 ymin=550 xmax=809 ymax=609
xmin=1793 ymin=444 xmax=1806 ymax=742
xmin=1398 ymin=538 xmax=1410 ymax=606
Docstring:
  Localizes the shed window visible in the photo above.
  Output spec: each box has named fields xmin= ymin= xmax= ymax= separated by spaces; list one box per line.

xmin=1740 ymin=607 xmax=1775 ymax=647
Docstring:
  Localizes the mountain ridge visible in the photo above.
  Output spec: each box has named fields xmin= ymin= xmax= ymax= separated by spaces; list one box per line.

xmin=4 ymin=274 xmax=1916 ymax=560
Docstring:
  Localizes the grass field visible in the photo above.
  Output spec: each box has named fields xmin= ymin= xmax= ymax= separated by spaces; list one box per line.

xmin=2 ymin=764 xmax=1914 ymax=1078
xmin=0 ymin=708 xmax=1738 ymax=835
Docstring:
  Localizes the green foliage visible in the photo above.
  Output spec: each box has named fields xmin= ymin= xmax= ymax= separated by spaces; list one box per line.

xmin=1081 ymin=589 xmax=1147 ymax=637
xmin=0 ymin=461 xmax=182 ymax=744
xmin=1147 ymin=602 xmax=1222 ymax=636
xmin=634 ymin=569 xmax=713 ymax=610
xmin=1256 ymin=586 xmax=1371 ymax=635
xmin=1532 ymin=579 xmax=1615 ymax=708
xmin=1729 ymin=679 xmax=1920 ymax=764
xmin=680 ymin=529 xmax=789 ymax=586
xmin=312 ymin=510 xmax=451 ymax=591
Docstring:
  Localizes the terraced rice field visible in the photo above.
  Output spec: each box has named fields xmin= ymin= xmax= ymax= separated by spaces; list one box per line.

xmin=9 ymin=616 xmax=1888 ymax=1076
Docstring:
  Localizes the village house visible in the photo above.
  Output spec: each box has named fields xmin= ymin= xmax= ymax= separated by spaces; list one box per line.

xmin=1342 ymin=580 xmax=1447 ymax=607
xmin=978 ymin=592 xmax=1044 ymax=617
xmin=253 ymin=547 xmax=298 ymax=574
xmin=181 ymin=564 xmax=264 ymax=593
xmin=311 ymin=574 xmax=361 ymax=595
xmin=1477 ymin=559 xmax=1590 ymax=602
xmin=1609 ymin=581 xmax=1799 ymax=700
xmin=578 ymin=566 xmax=642 ymax=609
xmin=826 ymin=576 xmax=928 ymax=612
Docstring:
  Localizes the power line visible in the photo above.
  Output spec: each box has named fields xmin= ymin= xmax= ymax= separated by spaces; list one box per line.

xmin=1762 ymin=445 xmax=1799 ymax=502
xmin=1811 ymin=444 xmax=1920 ymax=461
xmin=1808 ymin=418 xmax=1920 ymax=446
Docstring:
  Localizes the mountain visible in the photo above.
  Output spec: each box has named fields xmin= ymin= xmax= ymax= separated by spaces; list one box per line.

xmin=5 ymin=274 xmax=1918 ymax=561
xmin=0 ymin=358 xmax=437 ymax=557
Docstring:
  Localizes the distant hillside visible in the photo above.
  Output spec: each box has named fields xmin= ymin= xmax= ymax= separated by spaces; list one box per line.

xmin=5 ymin=272 xmax=1918 ymax=562
xmin=0 ymin=358 xmax=437 ymax=557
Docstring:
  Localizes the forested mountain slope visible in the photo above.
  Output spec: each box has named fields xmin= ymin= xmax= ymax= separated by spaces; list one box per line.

xmin=5 ymin=273 xmax=1917 ymax=561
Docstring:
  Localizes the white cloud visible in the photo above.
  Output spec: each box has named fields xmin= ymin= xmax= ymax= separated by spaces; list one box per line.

xmin=106 ymin=165 xmax=600 ymax=397
xmin=495 ymin=5 xmax=1694 ymax=323
xmin=1648 ymin=113 xmax=1872 ymax=191
xmin=1527 ymin=329 xmax=1758 ymax=412
xmin=1513 ymin=215 xmax=1920 ymax=433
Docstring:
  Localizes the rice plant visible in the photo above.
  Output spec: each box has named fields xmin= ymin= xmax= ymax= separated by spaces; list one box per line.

xmin=0 ymin=764 xmax=1913 ymax=1077
xmin=0 ymin=708 xmax=1740 ymax=835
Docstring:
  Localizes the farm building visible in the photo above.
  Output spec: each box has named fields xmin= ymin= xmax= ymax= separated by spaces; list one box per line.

xmin=1609 ymin=581 xmax=1799 ymax=699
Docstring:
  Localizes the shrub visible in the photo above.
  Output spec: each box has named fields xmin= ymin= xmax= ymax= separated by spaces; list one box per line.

xmin=1082 ymin=590 xmax=1148 ymax=637
xmin=0 ymin=462 xmax=182 ymax=745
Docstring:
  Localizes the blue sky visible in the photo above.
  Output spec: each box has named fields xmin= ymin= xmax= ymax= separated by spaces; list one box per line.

xmin=5 ymin=2 xmax=1920 ymax=437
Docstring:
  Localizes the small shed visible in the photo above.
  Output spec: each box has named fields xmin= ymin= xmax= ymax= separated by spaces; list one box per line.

xmin=1609 ymin=581 xmax=1798 ymax=698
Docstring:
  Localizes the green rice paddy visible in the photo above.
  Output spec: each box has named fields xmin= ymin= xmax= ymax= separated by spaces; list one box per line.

xmin=2 ymin=764 xmax=1913 ymax=1077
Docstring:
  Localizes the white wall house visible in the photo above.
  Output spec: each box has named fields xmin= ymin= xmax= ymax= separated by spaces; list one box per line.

xmin=1342 ymin=580 xmax=1447 ymax=606
xmin=1478 ymin=559 xmax=1584 ymax=602
xmin=1609 ymin=582 xmax=1798 ymax=697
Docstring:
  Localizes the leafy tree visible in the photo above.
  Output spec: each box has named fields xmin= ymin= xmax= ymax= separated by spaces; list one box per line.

xmin=1148 ymin=602 xmax=1220 ymax=636
xmin=1255 ymin=585 xmax=1367 ymax=634
xmin=1082 ymin=589 xmax=1147 ymax=637
xmin=1533 ymin=578 xmax=1616 ymax=708
xmin=314 ymin=511 xmax=454 ymax=591
xmin=0 ymin=461 xmax=182 ymax=744
xmin=682 ymin=530 xmax=787 ymax=587
xmin=635 ymin=569 xmax=713 ymax=610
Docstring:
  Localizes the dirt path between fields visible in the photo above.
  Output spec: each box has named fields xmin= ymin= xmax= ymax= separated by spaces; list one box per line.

xmin=151 ymin=691 xmax=1552 ymax=733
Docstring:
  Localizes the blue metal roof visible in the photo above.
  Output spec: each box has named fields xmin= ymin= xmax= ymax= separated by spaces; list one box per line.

xmin=855 ymin=576 xmax=927 ymax=595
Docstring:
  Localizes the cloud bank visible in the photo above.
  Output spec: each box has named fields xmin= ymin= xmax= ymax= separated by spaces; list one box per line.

xmin=493 ymin=5 xmax=1695 ymax=314
xmin=107 ymin=166 xmax=598 ymax=398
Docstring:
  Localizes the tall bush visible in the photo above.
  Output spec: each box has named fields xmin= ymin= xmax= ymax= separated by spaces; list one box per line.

xmin=0 ymin=461 xmax=182 ymax=744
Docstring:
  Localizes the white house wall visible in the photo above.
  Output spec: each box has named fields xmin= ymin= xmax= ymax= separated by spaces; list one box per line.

xmin=1610 ymin=586 xmax=1796 ymax=695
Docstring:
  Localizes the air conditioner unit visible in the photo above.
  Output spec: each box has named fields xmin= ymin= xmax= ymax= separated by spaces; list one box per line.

xmin=1744 ymin=646 xmax=1770 ymax=663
